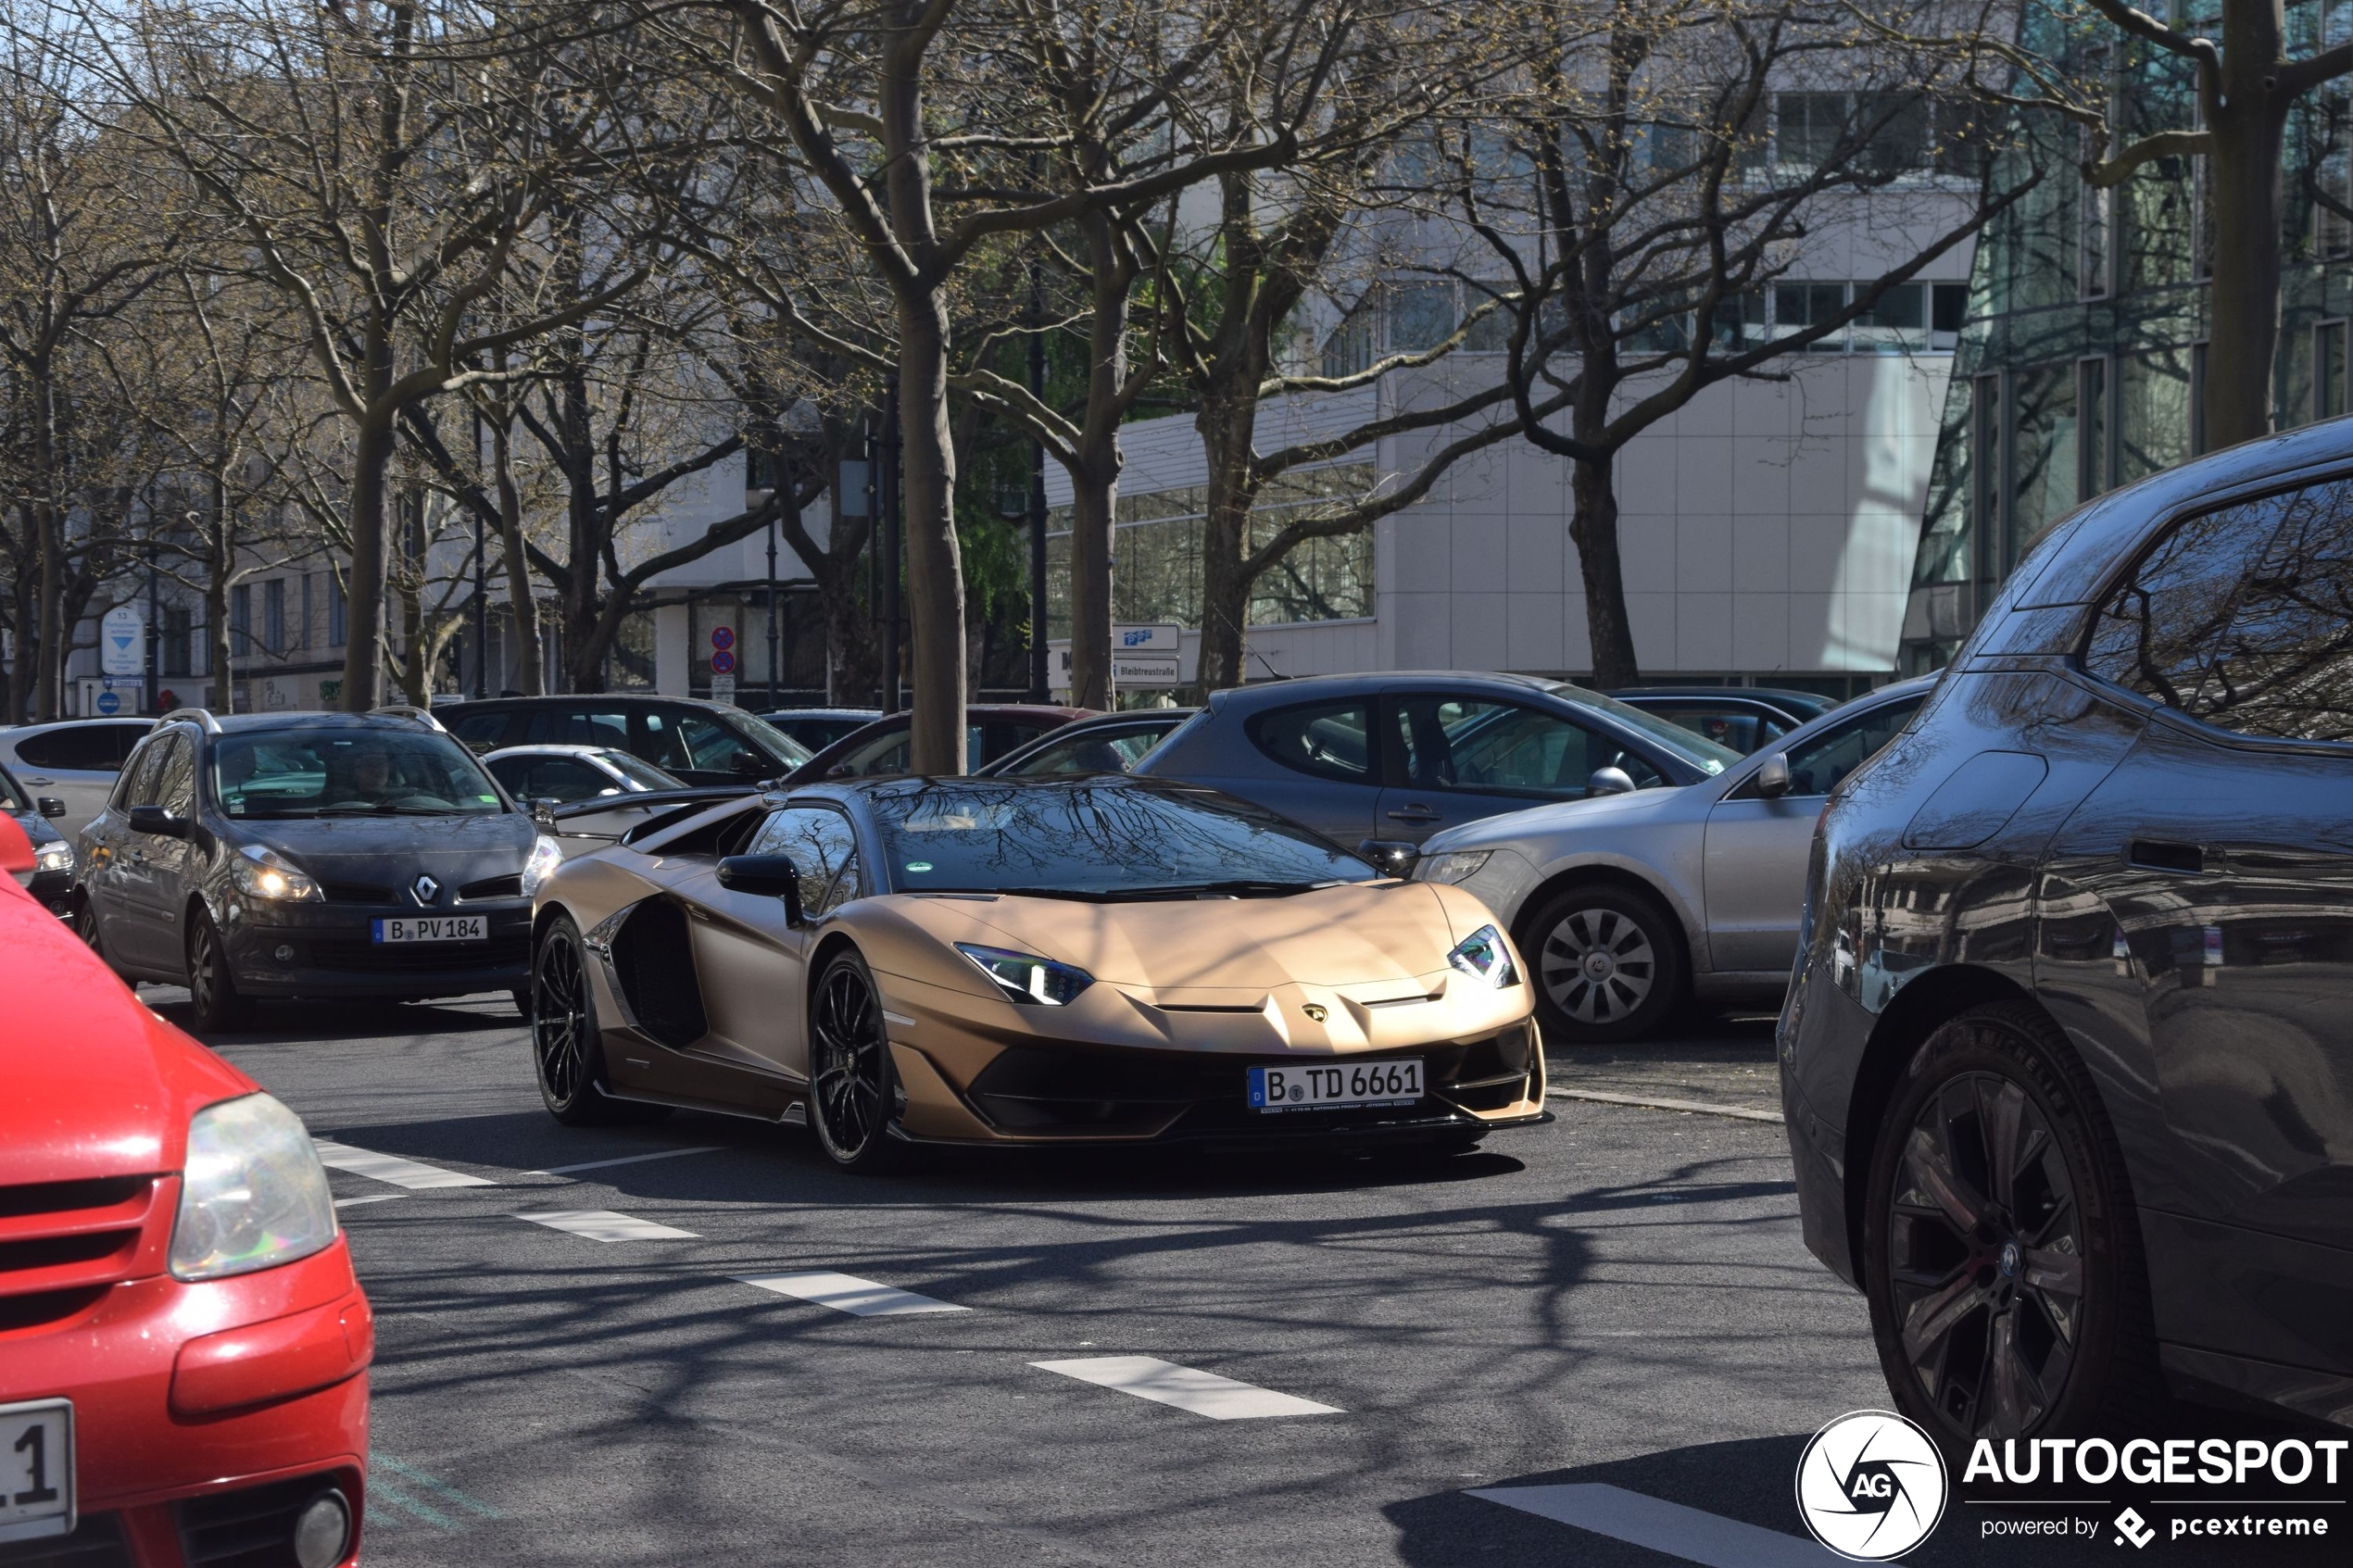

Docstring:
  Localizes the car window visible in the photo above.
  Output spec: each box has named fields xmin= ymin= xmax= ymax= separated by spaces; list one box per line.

xmin=2191 ymin=478 xmax=2353 ymax=743
xmin=1248 ymin=699 xmax=1374 ymax=783
xmin=495 ymin=756 xmax=612 ymax=803
xmin=212 ymin=728 xmax=506 ymax=817
xmin=1005 ymin=725 xmax=1170 ymax=776
xmin=522 ymin=708 xmax=630 ymax=749
xmin=18 ymin=724 xmax=126 ymax=771
xmin=748 ymin=806 xmax=860 ymax=912
xmin=980 ymin=721 xmax=1053 ymax=765
xmin=2082 ymin=493 xmax=2283 ymax=711
xmin=600 ymin=751 xmax=680 ymax=790
xmin=1776 ymin=697 xmax=1925 ymax=797
xmin=0 ymin=766 xmax=26 ymax=811
xmin=647 ymin=710 xmax=769 ymax=775
xmin=156 ymin=734 xmax=196 ymax=814
xmin=1649 ymin=705 xmax=1768 ymax=753
xmin=448 ymin=711 xmax=513 ymax=752
xmin=827 ymin=723 xmax=985 ymax=777
xmin=115 ymin=733 xmax=177 ymax=808
xmin=1394 ymin=697 xmax=1664 ymax=797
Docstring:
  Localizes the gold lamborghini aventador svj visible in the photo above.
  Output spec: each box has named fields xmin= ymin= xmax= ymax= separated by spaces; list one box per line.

xmin=527 ymin=774 xmax=1548 ymax=1169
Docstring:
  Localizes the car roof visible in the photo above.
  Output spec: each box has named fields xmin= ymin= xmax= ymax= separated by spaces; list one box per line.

xmin=204 ymin=710 xmax=444 ymax=734
xmin=434 ymin=694 xmax=744 ymax=715
xmin=1203 ymin=671 xmax=1572 ymax=709
xmin=760 ymin=707 xmax=882 ymax=720
xmin=482 ymin=744 xmax=624 ymax=760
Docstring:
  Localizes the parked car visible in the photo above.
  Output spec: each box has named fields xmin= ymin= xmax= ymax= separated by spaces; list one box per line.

xmin=1134 ymin=671 xmax=1741 ymax=848
xmin=0 ymin=757 xmax=74 ymax=918
xmin=0 ymin=716 xmax=157 ymax=837
xmin=1784 ymin=419 xmax=2353 ymax=1450
xmin=527 ymin=775 xmax=1546 ymax=1167
xmin=1606 ymin=686 xmax=1838 ymax=754
xmin=75 ymin=709 xmax=560 ymax=1028
xmin=1413 ymin=676 xmax=1931 ymax=1041
xmin=757 ymin=707 xmax=883 ymax=752
xmin=975 ymin=708 xmax=1196 ymax=776
xmin=433 ymin=695 xmax=811 ymax=785
xmin=482 ymin=743 xmax=685 ymax=804
xmin=786 ymin=705 xmax=1094 ymax=784
xmin=0 ymin=812 xmax=371 ymax=1564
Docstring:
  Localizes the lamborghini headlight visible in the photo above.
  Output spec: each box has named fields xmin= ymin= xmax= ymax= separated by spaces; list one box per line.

xmin=1417 ymin=850 xmax=1491 ymax=885
xmin=170 ymin=1094 xmax=338 ymax=1282
xmin=956 ymin=943 xmax=1093 ymax=1006
xmin=232 ymin=843 xmax=321 ymax=901
xmin=520 ymin=834 xmax=564 ymax=897
xmin=1447 ymin=923 xmax=1519 ymax=988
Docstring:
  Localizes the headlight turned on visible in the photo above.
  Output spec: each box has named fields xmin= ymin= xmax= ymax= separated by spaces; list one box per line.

xmin=956 ymin=943 xmax=1094 ymax=1006
xmin=521 ymin=833 xmax=564 ymax=897
xmin=1447 ymin=923 xmax=1519 ymax=988
xmin=33 ymin=838 xmax=72 ymax=873
xmin=170 ymin=1093 xmax=339 ymax=1282
xmin=232 ymin=843 xmax=321 ymax=902
xmin=1416 ymin=850 xmax=1491 ymax=884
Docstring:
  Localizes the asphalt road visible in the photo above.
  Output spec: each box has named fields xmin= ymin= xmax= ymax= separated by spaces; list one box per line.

xmin=148 ymin=991 xmax=2334 ymax=1568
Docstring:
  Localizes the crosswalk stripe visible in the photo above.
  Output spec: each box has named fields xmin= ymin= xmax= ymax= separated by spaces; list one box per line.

xmin=314 ymin=1140 xmax=497 ymax=1189
xmin=734 ymin=1270 xmax=969 ymax=1317
xmin=529 ymin=1146 xmax=724 ymax=1177
xmin=1468 ymin=1484 xmax=1843 ymax=1567
xmin=1028 ymin=1356 xmax=1340 ymax=1420
xmin=517 ymin=1210 xmax=700 ymax=1241
xmin=333 ymin=1194 xmax=405 ymax=1209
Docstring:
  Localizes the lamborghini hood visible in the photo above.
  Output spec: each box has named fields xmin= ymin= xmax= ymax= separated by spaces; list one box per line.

xmin=898 ymin=880 xmax=1476 ymax=994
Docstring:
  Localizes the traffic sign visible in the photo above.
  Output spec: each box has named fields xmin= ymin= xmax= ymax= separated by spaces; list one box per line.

xmin=102 ymin=606 xmax=145 ymax=676
xmin=95 ymin=690 xmax=121 ymax=715
xmin=710 ymin=648 xmax=737 ymax=675
xmin=710 ymin=674 xmax=736 ymax=705
xmin=711 ymin=625 xmax=736 ymax=651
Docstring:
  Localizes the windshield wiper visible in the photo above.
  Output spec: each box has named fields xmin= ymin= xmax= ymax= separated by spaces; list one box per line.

xmin=314 ymin=802 xmax=468 ymax=816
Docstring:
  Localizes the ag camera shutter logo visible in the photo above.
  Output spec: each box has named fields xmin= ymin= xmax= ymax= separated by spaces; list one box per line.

xmin=1795 ymin=1410 xmax=1949 ymax=1560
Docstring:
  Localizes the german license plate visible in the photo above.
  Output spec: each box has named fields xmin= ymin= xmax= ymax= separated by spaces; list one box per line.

xmin=1248 ymin=1059 xmax=1422 ymax=1112
xmin=0 ymin=1399 xmax=73 ymax=1545
xmin=371 ymin=915 xmax=487 ymax=944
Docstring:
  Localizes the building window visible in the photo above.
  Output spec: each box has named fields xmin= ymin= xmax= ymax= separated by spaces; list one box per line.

xmin=2077 ymin=356 xmax=2113 ymax=500
xmin=2316 ymin=320 xmax=2347 ymax=422
xmin=1777 ymin=93 xmax=1848 ymax=169
xmin=262 ymin=578 xmax=285 ymax=656
xmin=328 ymin=572 xmax=346 ymax=647
xmin=231 ymin=583 xmax=251 ymax=655
xmin=297 ymin=574 xmax=313 ymax=651
xmin=1387 ymin=283 xmax=1457 ymax=353
xmin=160 ymin=605 xmax=192 ymax=678
xmin=1774 ymin=282 xmax=1849 ymax=351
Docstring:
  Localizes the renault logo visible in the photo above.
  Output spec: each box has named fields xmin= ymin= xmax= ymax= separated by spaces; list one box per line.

xmin=1301 ymin=1003 xmax=1327 ymax=1022
xmin=412 ymin=874 xmax=441 ymax=905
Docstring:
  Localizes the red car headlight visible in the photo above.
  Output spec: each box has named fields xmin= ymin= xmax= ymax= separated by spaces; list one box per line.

xmin=170 ymin=1094 xmax=339 ymax=1282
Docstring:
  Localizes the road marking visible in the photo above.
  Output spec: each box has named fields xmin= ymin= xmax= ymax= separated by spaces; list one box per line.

xmin=313 ymin=1140 xmax=497 ymax=1189
xmin=517 ymin=1209 xmax=700 ymax=1241
xmin=333 ymin=1194 xmax=406 ymax=1209
xmin=1469 ymin=1484 xmax=1841 ymax=1567
xmin=735 ymin=1270 xmax=969 ymax=1317
xmin=374 ymin=1457 xmax=505 ymax=1521
xmin=1545 ymin=1087 xmax=1783 ymax=1124
xmin=527 ymin=1146 xmax=724 ymax=1177
xmin=1028 ymin=1356 xmax=1340 ymax=1420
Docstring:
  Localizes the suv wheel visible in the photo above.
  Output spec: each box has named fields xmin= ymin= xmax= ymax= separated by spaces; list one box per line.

xmin=186 ymin=909 xmax=254 ymax=1031
xmin=1523 ymin=883 xmax=1683 ymax=1043
xmin=1862 ymin=1001 xmax=2159 ymax=1449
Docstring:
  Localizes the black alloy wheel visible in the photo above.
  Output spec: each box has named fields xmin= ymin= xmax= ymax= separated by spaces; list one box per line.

xmin=1524 ymin=883 xmax=1684 ymax=1043
xmin=1862 ymin=1001 xmax=2158 ymax=1451
xmin=186 ymin=909 xmax=254 ymax=1031
xmin=532 ymin=915 xmax=665 ymax=1126
xmin=808 ymin=947 xmax=904 ymax=1173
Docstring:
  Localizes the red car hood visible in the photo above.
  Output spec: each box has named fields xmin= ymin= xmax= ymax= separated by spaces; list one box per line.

xmin=0 ymin=877 xmax=253 ymax=1186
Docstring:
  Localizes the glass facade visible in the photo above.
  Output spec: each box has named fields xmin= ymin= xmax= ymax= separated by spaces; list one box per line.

xmin=1905 ymin=0 xmax=2353 ymax=671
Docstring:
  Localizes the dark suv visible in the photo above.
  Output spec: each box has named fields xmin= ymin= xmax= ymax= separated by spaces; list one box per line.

xmin=1785 ymin=420 xmax=2353 ymax=1450
xmin=434 ymin=695 xmax=810 ymax=785
xmin=75 ymin=710 xmax=556 ymax=1028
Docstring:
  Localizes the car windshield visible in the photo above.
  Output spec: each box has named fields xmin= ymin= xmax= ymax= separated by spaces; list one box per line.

xmin=212 ymin=728 xmax=509 ymax=818
xmin=868 ymin=778 xmax=1378 ymax=897
xmin=0 ymin=767 xmax=26 ymax=811
xmin=601 ymin=751 xmax=684 ymax=790
xmin=1544 ymin=683 xmax=1743 ymax=775
xmin=727 ymin=711 xmax=812 ymax=767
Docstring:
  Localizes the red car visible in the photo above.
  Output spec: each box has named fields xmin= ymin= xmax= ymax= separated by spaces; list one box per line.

xmin=0 ymin=815 xmax=371 ymax=1566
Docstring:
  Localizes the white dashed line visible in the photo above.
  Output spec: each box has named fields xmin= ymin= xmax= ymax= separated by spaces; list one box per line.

xmin=1468 ymin=1484 xmax=1842 ymax=1567
xmin=1544 ymin=1087 xmax=1783 ymax=1124
xmin=313 ymin=1141 xmax=498 ymax=1189
xmin=734 ymin=1270 xmax=969 ymax=1317
xmin=516 ymin=1210 xmax=701 ymax=1241
xmin=333 ymin=1194 xmax=406 ymax=1210
xmin=1028 ymin=1356 xmax=1341 ymax=1420
xmin=528 ymin=1147 xmax=724 ymax=1177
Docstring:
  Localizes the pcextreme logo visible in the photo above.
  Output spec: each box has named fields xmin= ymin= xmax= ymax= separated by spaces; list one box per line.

xmin=1795 ymin=1410 xmax=1950 ymax=1561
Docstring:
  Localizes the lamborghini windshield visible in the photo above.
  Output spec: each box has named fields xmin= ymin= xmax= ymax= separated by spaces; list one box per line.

xmin=867 ymin=777 xmax=1377 ymax=897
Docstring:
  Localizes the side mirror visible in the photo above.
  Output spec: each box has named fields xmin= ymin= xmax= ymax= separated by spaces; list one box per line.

xmin=37 ymin=797 xmax=65 ymax=819
xmin=529 ymin=797 xmax=558 ymax=830
xmin=825 ymin=762 xmax=857 ymax=779
xmin=1587 ymin=766 xmax=1637 ymax=797
xmin=716 ymin=854 xmax=805 ymax=925
xmin=731 ymin=752 xmax=771 ymax=776
xmin=1357 ymin=838 xmax=1422 ymax=879
xmin=128 ymin=804 xmax=190 ymax=838
xmin=1755 ymin=752 xmax=1792 ymax=798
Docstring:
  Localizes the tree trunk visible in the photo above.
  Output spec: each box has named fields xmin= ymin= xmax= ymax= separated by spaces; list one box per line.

xmin=1065 ymin=214 xmax=1128 ymax=711
xmin=1570 ymin=455 xmax=1639 ymax=687
xmin=339 ymin=414 xmax=394 ymax=711
xmin=898 ymin=293 xmax=967 ymax=773
xmin=1193 ymin=385 xmax=1263 ymax=693
xmin=6 ymin=532 xmax=33 ymax=723
xmin=31 ymin=369 xmax=61 ymax=721
xmin=2205 ymin=43 xmax=2291 ymax=448
xmin=559 ymin=357 xmax=600 ymax=693
xmin=491 ymin=415 xmax=545 ymax=695
xmin=208 ymin=536 xmax=233 ymax=715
